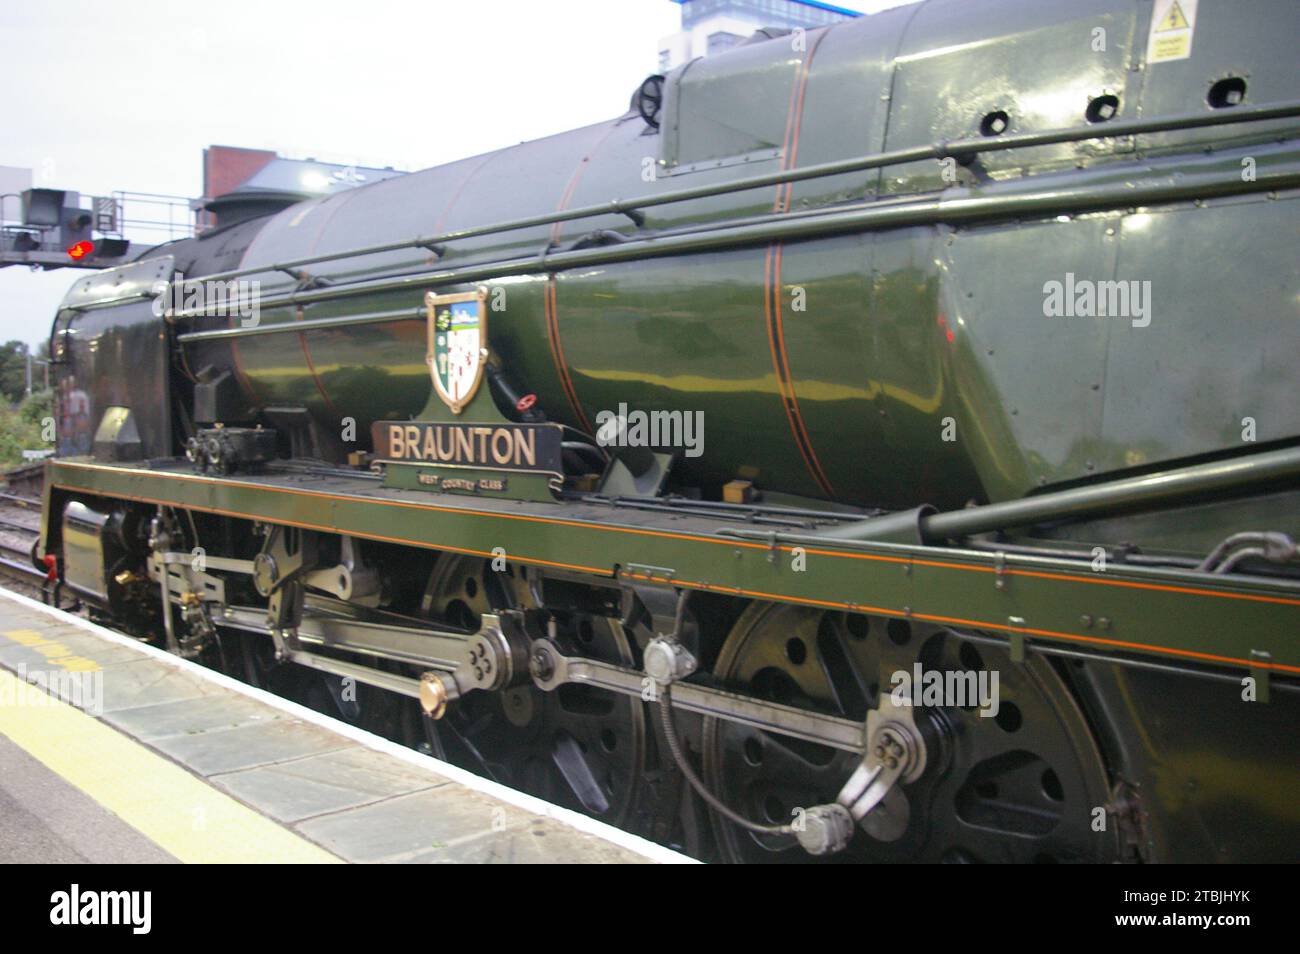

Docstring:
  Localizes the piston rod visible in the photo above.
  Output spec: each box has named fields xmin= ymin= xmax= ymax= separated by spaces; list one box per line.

xmin=215 ymin=602 xmax=865 ymax=752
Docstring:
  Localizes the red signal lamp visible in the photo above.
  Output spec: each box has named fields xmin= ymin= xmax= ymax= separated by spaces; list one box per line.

xmin=67 ymin=240 xmax=95 ymax=260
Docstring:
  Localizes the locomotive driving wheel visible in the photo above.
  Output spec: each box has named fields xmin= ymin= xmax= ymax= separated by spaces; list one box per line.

xmin=702 ymin=603 xmax=1119 ymax=863
xmin=420 ymin=555 xmax=648 ymax=829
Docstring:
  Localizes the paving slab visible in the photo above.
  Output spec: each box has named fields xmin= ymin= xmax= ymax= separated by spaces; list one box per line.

xmin=296 ymin=787 xmax=539 ymax=862
xmin=210 ymin=746 xmax=442 ymax=823
xmin=0 ymin=587 xmax=691 ymax=864
xmin=145 ymin=717 xmax=354 ymax=775
xmin=103 ymin=693 xmax=285 ymax=741
xmin=0 ymin=628 xmax=144 ymax=670
xmin=94 ymin=658 xmax=226 ymax=713
xmin=403 ymin=817 xmax=655 ymax=864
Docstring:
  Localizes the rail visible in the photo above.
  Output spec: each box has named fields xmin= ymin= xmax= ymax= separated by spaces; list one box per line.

xmin=174 ymin=157 xmax=1300 ymax=332
xmin=179 ymin=100 xmax=1300 ymax=287
xmin=66 ymin=98 xmax=1300 ymax=318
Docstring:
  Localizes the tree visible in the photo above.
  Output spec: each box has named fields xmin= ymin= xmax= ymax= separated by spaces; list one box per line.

xmin=0 ymin=341 xmax=31 ymax=405
xmin=0 ymin=390 xmax=52 ymax=470
xmin=20 ymin=388 xmax=52 ymax=427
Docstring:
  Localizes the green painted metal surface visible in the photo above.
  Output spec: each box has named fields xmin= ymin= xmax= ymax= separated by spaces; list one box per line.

xmin=151 ymin=0 xmax=1300 ymax=517
xmin=45 ymin=459 xmax=1300 ymax=678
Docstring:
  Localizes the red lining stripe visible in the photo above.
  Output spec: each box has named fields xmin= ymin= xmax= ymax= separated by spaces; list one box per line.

xmin=763 ymin=246 xmax=835 ymax=496
xmin=763 ymin=27 xmax=836 ymax=497
xmin=294 ymin=190 xmax=365 ymax=417
xmin=774 ymin=27 xmax=830 ymax=215
xmin=540 ymin=123 xmax=623 ymax=433
xmin=768 ymin=244 xmax=836 ymax=496
xmin=49 ymin=463 xmax=1300 ymax=607
xmin=619 ymin=572 xmax=1300 ymax=675
xmin=52 ymin=472 xmax=1299 ymax=675
xmin=302 ymin=156 xmax=501 ymax=419
xmin=544 ymin=278 xmax=594 ymax=433
xmin=295 ymin=307 xmax=340 ymax=418
xmin=432 ymin=152 xmax=500 ymax=238
xmin=227 ymin=333 xmax=262 ymax=407
xmin=550 ymin=123 xmax=622 ymax=245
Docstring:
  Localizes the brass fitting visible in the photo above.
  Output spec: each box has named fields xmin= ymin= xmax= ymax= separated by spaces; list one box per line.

xmin=419 ymin=672 xmax=449 ymax=720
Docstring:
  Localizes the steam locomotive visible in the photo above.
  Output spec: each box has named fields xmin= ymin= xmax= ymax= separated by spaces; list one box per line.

xmin=39 ymin=0 xmax=1300 ymax=861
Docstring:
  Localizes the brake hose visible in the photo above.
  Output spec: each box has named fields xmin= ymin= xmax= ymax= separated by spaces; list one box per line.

xmin=650 ymin=590 xmax=790 ymax=837
xmin=655 ymin=674 xmax=794 ymax=836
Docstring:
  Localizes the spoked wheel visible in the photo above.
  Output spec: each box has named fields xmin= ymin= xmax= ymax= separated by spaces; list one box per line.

xmin=420 ymin=555 xmax=648 ymax=828
xmin=702 ymin=603 xmax=1118 ymax=863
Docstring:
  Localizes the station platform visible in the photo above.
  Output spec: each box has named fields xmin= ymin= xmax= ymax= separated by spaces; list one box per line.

xmin=0 ymin=587 xmax=690 ymax=864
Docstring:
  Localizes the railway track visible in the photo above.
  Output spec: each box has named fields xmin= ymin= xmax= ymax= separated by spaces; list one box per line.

xmin=0 ymin=494 xmax=53 ymax=600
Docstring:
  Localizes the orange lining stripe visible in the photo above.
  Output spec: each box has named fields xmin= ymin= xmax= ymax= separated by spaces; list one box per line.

xmin=762 ymin=246 xmax=803 ymax=470
xmin=776 ymin=60 xmax=803 ymax=209
xmin=763 ymin=245 xmax=835 ymax=496
xmin=293 ymin=191 xmax=366 ymax=417
xmin=541 ymin=124 xmax=623 ymax=432
xmin=53 ymin=480 xmax=606 ymax=577
xmin=227 ymin=334 xmax=262 ymax=407
xmin=771 ymin=243 xmax=835 ymax=495
xmin=292 ymin=156 xmax=490 ymax=420
xmin=49 ymin=479 xmax=1300 ymax=674
xmin=773 ymin=27 xmax=830 ymax=215
xmin=431 ymin=152 xmax=499 ymax=237
xmin=295 ymin=307 xmax=340 ymax=418
xmin=763 ymin=28 xmax=835 ymax=497
xmin=550 ymin=123 xmax=622 ymax=245
xmin=544 ymin=278 xmax=594 ymax=433
xmin=58 ymin=471 xmax=1292 ymax=673
xmin=48 ymin=463 xmax=1300 ymax=609
xmin=621 ymin=572 xmax=1300 ymax=675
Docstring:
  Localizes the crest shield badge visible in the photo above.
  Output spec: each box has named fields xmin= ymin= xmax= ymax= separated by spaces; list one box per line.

xmin=426 ymin=288 xmax=488 ymax=414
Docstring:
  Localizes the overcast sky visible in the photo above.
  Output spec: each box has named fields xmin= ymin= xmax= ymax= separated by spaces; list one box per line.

xmin=0 ymin=0 xmax=904 ymax=351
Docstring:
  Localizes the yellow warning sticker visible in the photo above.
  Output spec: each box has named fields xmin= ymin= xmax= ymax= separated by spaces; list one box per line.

xmin=1147 ymin=0 xmax=1198 ymax=63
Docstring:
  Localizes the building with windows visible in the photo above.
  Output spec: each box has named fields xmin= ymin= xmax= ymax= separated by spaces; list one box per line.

xmin=657 ymin=0 xmax=862 ymax=71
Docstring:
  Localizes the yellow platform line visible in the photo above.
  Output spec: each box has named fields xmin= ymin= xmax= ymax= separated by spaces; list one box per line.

xmin=0 ymin=668 xmax=342 ymax=864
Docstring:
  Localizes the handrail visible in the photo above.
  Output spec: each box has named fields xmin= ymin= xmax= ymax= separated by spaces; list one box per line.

xmin=164 ymin=156 xmax=1300 ymax=323
xmin=718 ymin=445 xmax=1300 ymax=544
xmin=177 ymin=306 xmax=424 ymax=343
xmin=179 ymin=100 xmax=1300 ymax=289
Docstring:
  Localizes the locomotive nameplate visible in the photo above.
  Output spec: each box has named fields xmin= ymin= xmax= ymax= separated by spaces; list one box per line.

xmin=371 ymin=421 xmax=564 ymax=476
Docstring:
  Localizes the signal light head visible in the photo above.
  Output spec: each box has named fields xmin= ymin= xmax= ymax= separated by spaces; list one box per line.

xmin=67 ymin=240 xmax=94 ymax=260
